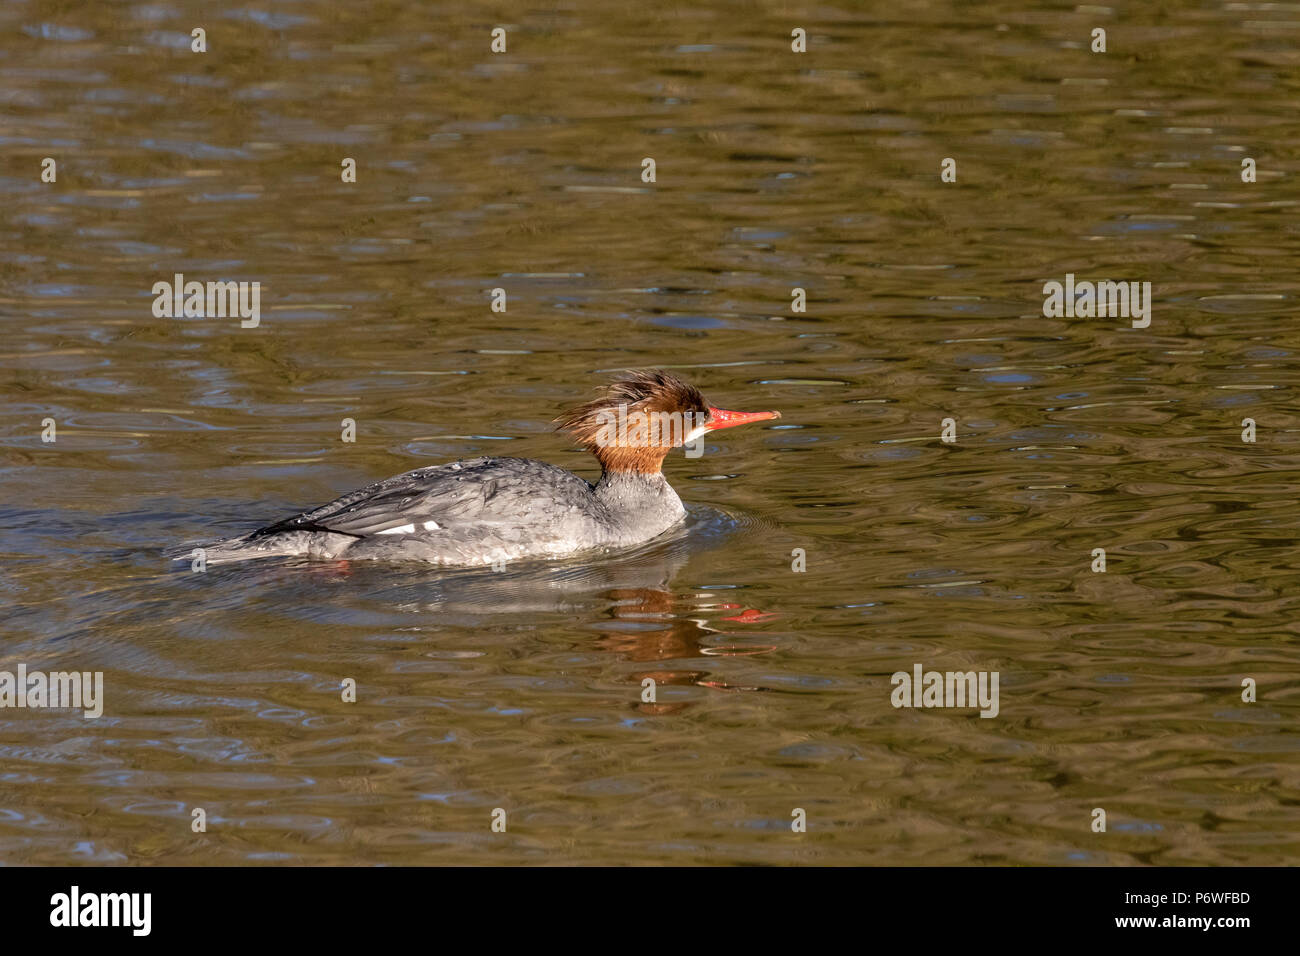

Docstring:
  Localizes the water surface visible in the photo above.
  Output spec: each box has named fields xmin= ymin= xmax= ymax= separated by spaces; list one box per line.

xmin=2 ymin=0 xmax=1299 ymax=864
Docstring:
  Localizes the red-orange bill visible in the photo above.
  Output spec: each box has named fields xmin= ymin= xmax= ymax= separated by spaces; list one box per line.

xmin=705 ymin=406 xmax=782 ymax=430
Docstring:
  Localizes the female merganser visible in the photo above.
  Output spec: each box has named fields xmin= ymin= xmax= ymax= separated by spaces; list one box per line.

xmin=188 ymin=370 xmax=780 ymax=567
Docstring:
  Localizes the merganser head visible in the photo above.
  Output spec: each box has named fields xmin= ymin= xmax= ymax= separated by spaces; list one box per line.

xmin=556 ymin=369 xmax=781 ymax=474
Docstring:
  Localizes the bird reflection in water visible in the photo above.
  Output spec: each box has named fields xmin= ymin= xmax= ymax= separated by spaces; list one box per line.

xmin=286 ymin=506 xmax=778 ymax=712
xmin=594 ymin=584 xmax=777 ymax=713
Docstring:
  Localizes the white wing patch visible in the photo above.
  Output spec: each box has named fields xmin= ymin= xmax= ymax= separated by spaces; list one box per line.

xmin=375 ymin=520 xmax=439 ymax=536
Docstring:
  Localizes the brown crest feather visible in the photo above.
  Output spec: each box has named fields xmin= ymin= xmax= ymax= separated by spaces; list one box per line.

xmin=555 ymin=369 xmax=710 ymax=473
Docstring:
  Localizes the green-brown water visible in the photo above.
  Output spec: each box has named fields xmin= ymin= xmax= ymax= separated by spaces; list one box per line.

xmin=2 ymin=0 xmax=1299 ymax=864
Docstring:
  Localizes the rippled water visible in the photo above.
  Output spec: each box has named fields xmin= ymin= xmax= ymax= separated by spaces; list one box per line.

xmin=3 ymin=0 xmax=1299 ymax=864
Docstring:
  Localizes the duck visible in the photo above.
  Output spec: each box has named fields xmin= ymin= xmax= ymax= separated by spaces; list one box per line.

xmin=184 ymin=369 xmax=780 ymax=566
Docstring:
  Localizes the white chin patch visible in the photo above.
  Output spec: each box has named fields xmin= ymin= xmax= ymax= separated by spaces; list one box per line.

xmin=376 ymin=523 xmax=416 ymax=536
xmin=683 ymin=424 xmax=710 ymax=444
